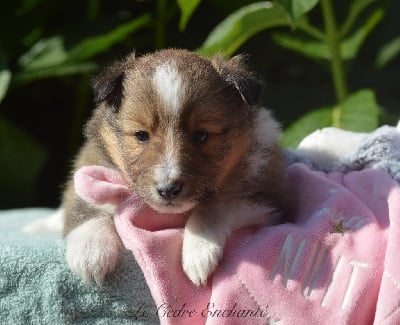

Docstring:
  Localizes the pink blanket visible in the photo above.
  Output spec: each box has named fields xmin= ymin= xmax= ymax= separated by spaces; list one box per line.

xmin=75 ymin=164 xmax=400 ymax=324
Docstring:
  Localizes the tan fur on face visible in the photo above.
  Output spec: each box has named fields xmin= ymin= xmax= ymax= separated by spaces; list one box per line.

xmin=95 ymin=50 xmax=260 ymax=213
xmin=63 ymin=48 xmax=286 ymax=286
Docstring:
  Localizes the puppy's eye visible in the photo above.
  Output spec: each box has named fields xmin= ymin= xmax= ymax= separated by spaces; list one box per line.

xmin=134 ymin=131 xmax=150 ymax=142
xmin=193 ymin=130 xmax=208 ymax=144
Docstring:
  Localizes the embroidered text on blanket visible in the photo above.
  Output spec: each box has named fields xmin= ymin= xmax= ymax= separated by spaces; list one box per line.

xmin=270 ymin=233 xmax=369 ymax=310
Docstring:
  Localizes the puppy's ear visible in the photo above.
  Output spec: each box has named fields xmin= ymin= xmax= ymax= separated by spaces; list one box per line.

xmin=91 ymin=52 xmax=135 ymax=112
xmin=211 ymin=54 xmax=263 ymax=105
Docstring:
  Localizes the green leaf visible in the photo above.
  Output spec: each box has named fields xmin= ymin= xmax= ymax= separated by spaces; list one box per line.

xmin=14 ymin=14 xmax=150 ymax=84
xmin=272 ymin=33 xmax=330 ymax=60
xmin=0 ymin=115 xmax=47 ymax=205
xmin=296 ymin=16 xmax=325 ymax=41
xmin=177 ymin=0 xmax=201 ymax=31
xmin=18 ymin=36 xmax=67 ymax=70
xmin=332 ymin=89 xmax=379 ymax=132
xmin=13 ymin=62 xmax=97 ymax=85
xmin=376 ymin=36 xmax=400 ymax=68
xmin=275 ymin=0 xmax=319 ymax=19
xmin=0 ymin=46 xmax=11 ymax=104
xmin=281 ymin=107 xmax=332 ymax=148
xmin=0 ymin=70 xmax=11 ymax=104
xmin=340 ymin=0 xmax=379 ymax=37
xmin=273 ymin=9 xmax=383 ymax=61
xmin=340 ymin=8 xmax=384 ymax=60
xmin=197 ymin=1 xmax=292 ymax=56
xmin=66 ymin=14 xmax=151 ymax=62
xmin=281 ymin=89 xmax=379 ymax=148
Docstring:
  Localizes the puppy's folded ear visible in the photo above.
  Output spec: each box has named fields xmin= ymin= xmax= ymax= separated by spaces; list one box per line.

xmin=91 ymin=52 xmax=136 ymax=112
xmin=211 ymin=54 xmax=263 ymax=105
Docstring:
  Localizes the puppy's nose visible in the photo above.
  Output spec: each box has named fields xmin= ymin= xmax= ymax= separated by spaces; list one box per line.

xmin=157 ymin=181 xmax=183 ymax=200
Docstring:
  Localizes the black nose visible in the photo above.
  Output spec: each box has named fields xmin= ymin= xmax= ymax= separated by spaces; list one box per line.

xmin=157 ymin=181 xmax=183 ymax=200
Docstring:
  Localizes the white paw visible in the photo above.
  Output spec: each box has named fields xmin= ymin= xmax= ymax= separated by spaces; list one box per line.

xmin=182 ymin=234 xmax=223 ymax=286
xmin=66 ymin=217 xmax=122 ymax=285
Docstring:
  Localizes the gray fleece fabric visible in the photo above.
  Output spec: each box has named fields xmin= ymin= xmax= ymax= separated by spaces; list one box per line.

xmin=285 ymin=123 xmax=400 ymax=183
xmin=0 ymin=208 xmax=158 ymax=325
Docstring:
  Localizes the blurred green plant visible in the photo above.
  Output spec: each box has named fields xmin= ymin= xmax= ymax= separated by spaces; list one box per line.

xmin=177 ymin=0 xmax=201 ymax=31
xmin=0 ymin=0 xmax=172 ymax=207
xmin=376 ymin=35 xmax=400 ymax=68
xmin=196 ymin=0 xmax=393 ymax=147
xmin=13 ymin=15 xmax=151 ymax=85
xmin=0 ymin=0 xmax=399 ymax=208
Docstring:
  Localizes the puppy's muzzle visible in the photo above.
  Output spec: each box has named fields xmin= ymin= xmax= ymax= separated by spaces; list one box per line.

xmin=156 ymin=181 xmax=183 ymax=200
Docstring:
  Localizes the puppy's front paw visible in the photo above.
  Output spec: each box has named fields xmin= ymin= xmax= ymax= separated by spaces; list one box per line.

xmin=66 ymin=217 xmax=122 ymax=285
xmin=182 ymin=234 xmax=223 ymax=286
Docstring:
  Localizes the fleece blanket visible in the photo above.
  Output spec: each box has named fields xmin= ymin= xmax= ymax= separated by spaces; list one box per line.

xmin=74 ymin=163 xmax=400 ymax=325
xmin=286 ymin=122 xmax=400 ymax=180
xmin=0 ymin=208 xmax=158 ymax=324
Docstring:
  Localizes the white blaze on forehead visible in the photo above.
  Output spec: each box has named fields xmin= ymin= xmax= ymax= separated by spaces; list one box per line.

xmin=153 ymin=62 xmax=185 ymax=116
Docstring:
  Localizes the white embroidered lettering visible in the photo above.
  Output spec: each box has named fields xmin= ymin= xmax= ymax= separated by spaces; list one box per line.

xmin=302 ymin=245 xmax=328 ymax=299
xmin=321 ymin=256 xmax=345 ymax=307
xmin=345 ymin=216 xmax=368 ymax=230
xmin=316 ymin=208 xmax=330 ymax=218
xmin=270 ymin=234 xmax=307 ymax=288
xmin=270 ymin=233 xmax=370 ymax=312
xmin=341 ymin=260 xmax=368 ymax=310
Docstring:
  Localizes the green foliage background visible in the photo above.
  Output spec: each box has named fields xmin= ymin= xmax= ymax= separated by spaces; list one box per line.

xmin=0 ymin=0 xmax=399 ymax=209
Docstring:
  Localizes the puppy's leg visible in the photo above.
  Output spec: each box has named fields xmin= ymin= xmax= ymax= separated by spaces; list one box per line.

xmin=182 ymin=210 xmax=226 ymax=287
xmin=182 ymin=201 xmax=274 ymax=286
xmin=64 ymin=199 xmax=122 ymax=285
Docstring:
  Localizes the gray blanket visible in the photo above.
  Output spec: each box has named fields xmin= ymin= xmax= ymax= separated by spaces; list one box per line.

xmin=285 ymin=123 xmax=400 ymax=183
xmin=0 ymin=208 xmax=158 ymax=324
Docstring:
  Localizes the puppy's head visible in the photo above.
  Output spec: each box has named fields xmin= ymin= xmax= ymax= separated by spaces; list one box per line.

xmin=89 ymin=49 xmax=265 ymax=214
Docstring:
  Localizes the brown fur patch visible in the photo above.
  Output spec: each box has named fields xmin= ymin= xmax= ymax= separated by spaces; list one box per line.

xmin=63 ymin=48 xmax=284 ymax=227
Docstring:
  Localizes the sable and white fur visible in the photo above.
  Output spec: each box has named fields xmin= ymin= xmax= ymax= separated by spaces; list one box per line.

xmin=62 ymin=49 xmax=285 ymax=286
